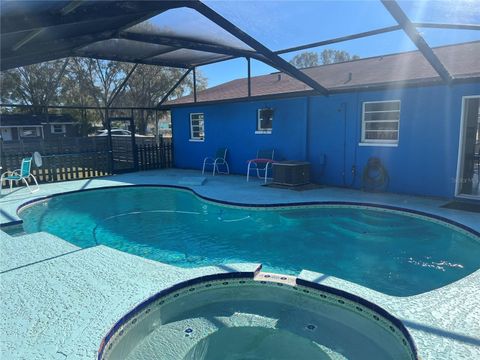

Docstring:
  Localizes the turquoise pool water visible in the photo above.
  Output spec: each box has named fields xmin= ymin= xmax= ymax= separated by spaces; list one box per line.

xmin=19 ymin=187 xmax=480 ymax=296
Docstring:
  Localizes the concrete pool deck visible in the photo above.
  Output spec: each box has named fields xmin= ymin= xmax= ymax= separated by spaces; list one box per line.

xmin=0 ymin=169 xmax=479 ymax=359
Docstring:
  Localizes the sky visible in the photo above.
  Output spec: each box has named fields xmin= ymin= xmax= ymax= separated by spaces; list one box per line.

xmin=152 ymin=0 xmax=480 ymax=88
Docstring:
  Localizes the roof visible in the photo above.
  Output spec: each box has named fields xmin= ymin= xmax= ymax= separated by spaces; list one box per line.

xmin=0 ymin=114 xmax=76 ymax=127
xmin=167 ymin=41 xmax=480 ymax=106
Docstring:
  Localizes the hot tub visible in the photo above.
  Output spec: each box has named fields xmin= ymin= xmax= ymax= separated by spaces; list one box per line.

xmin=99 ymin=273 xmax=417 ymax=360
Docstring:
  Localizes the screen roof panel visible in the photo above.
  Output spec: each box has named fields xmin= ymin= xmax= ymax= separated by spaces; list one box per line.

xmin=1 ymin=0 xmax=478 ymax=94
xmin=397 ymin=0 xmax=480 ymax=24
xmin=205 ymin=0 xmax=399 ymax=51
xmin=149 ymin=49 xmax=231 ymax=66
xmin=0 ymin=1 xmax=256 ymax=70
xmin=76 ymin=39 xmax=176 ymax=62
xmin=128 ymin=7 xmax=253 ymax=51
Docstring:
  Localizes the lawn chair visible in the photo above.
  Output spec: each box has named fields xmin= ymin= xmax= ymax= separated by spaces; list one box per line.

xmin=0 ymin=157 xmax=40 ymax=194
xmin=202 ymin=148 xmax=230 ymax=176
xmin=247 ymin=149 xmax=275 ymax=183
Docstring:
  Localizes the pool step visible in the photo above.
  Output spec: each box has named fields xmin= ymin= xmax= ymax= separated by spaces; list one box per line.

xmin=123 ymin=312 xmax=279 ymax=360
xmin=178 ymin=176 xmax=207 ymax=186
xmin=1 ymin=223 xmax=27 ymax=237
xmin=124 ymin=317 xmax=218 ymax=360
xmin=0 ymin=232 xmax=80 ymax=273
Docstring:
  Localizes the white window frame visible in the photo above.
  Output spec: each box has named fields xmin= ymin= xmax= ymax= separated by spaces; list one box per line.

xmin=256 ymin=108 xmax=273 ymax=134
xmin=19 ymin=126 xmax=41 ymax=138
xmin=360 ymin=100 xmax=400 ymax=147
xmin=189 ymin=113 xmax=205 ymax=141
xmin=51 ymin=124 xmax=66 ymax=134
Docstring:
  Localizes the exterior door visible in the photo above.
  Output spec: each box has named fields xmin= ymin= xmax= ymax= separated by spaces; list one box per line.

xmin=107 ymin=117 xmax=138 ymax=174
xmin=1 ymin=128 xmax=12 ymax=141
xmin=456 ymin=96 xmax=480 ymax=198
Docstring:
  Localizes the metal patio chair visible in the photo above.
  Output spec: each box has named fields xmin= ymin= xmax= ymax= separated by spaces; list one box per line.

xmin=246 ymin=149 xmax=275 ymax=183
xmin=202 ymin=148 xmax=230 ymax=176
xmin=0 ymin=157 xmax=40 ymax=194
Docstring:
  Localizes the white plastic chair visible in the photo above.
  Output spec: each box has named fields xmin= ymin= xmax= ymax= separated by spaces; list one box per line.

xmin=202 ymin=148 xmax=229 ymax=176
xmin=0 ymin=157 xmax=40 ymax=194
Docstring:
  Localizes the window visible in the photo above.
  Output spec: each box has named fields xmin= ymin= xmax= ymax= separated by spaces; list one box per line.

xmin=51 ymin=124 xmax=66 ymax=134
xmin=190 ymin=113 xmax=204 ymax=141
xmin=361 ymin=101 xmax=400 ymax=145
xmin=20 ymin=127 xmax=40 ymax=138
xmin=256 ymin=108 xmax=273 ymax=134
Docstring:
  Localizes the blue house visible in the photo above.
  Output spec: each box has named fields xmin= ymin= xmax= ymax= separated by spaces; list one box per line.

xmin=168 ymin=41 xmax=480 ymax=199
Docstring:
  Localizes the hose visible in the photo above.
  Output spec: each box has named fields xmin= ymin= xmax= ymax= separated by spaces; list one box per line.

xmin=362 ymin=157 xmax=389 ymax=192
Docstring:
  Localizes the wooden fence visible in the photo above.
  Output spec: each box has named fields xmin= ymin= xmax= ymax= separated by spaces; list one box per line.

xmin=1 ymin=140 xmax=173 ymax=188
xmin=1 ymin=151 xmax=111 ymax=184
xmin=137 ymin=142 xmax=173 ymax=170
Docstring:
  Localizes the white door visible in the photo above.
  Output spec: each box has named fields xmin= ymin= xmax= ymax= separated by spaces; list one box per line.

xmin=1 ymin=128 xmax=12 ymax=141
xmin=456 ymin=96 xmax=480 ymax=198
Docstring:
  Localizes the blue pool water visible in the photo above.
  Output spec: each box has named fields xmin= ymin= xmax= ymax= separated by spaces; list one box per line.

xmin=19 ymin=187 xmax=480 ymax=296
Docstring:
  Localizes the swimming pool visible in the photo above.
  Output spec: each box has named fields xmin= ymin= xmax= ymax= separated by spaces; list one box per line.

xmin=99 ymin=274 xmax=417 ymax=360
xmin=19 ymin=186 xmax=480 ymax=296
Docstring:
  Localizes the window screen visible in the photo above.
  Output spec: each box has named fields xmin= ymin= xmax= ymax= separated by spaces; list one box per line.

xmin=51 ymin=124 xmax=66 ymax=134
xmin=361 ymin=101 xmax=400 ymax=145
xmin=21 ymin=127 xmax=40 ymax=137
xmin=257 ymin=108 xmax=273 ymax=133
xmin=190 ymin=113 xmax=204 ymax=141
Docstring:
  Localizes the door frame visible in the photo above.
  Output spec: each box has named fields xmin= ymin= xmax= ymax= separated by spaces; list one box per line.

xmin=455 ymin=95 xmax=480 ymax=199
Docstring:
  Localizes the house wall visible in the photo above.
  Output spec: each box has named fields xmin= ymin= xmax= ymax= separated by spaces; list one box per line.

xmin=172 ymin=97 xmax=308 ymax=175
xmin=171 ymin=82 xmax=480 ymax=198
xmin=43 ymin=124 xmax=79 ymax=139
xmin=10 ymin=127 xmax=41 ymax=140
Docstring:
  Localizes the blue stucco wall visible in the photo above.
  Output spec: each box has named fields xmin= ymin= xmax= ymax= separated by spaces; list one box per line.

xmin=171 ymin=82 xmax=479 ymax=198
xmin=172 ymin=97 xmax=308 ymax=175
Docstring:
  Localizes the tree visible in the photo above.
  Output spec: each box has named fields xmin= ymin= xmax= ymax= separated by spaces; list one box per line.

xmin=289 ymin=52 xmax=319 ymax=68
xmin=112 ymin=21 xmax=208 ymax=134
xmin=79 ymin=58 xmax=131 ymax=128
xmin=289 ymin=49 xmax=360 ymax=68
xmin=115 ymin=64 xmax=207 ymax=134
xmin=61 ymin=59 xmax=100 ymax=135
xmin=0 ymin=21 xmax=207 ymax=132
xmin=0 ymin=59 xmax=68 ymax=114
xmin=320 ymin=49 xmax=360 ymax=65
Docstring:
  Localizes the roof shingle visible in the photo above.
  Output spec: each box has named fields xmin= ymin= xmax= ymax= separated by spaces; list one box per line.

xmin=167 ymin=41 xmax=480 ymax=105
xmin=0 ymin=114 xmax=76 ymax=127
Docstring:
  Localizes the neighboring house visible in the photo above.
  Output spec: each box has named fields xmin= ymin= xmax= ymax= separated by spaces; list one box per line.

xmin=0 ymin=114 xmax=79 ymax=141
xmin=166 ymin=41 xmax=480 ymax=199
